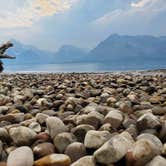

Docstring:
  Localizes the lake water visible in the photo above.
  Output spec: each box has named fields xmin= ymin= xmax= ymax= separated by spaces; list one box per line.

xmin=4 ymin=62 xmax=166 ymax=73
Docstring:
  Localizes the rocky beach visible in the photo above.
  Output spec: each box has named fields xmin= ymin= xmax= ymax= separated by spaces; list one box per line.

xmin=0 ymin=71 xmax=166 ymax=166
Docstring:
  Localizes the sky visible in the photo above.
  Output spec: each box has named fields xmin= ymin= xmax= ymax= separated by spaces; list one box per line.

xmin=0 ymin=0 xmax=166 ymax=51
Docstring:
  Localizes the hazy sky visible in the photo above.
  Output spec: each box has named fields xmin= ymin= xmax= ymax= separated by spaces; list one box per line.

xmin=0 ymin=0 xmax=166 ymax=51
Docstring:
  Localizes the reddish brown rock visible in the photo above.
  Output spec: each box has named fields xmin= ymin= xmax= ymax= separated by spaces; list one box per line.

xmin=34 ymin=154 xmax=71 ymax=166
xmin=33 ymin=142 xmax=55 ymax=159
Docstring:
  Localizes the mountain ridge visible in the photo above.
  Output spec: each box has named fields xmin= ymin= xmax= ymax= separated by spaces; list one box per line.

xmin=3 ymin=34 xmax=166 ymax=66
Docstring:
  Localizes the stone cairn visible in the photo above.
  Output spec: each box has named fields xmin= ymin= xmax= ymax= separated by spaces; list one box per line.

xmin=0 ymin=41 xmax=15 ymax=72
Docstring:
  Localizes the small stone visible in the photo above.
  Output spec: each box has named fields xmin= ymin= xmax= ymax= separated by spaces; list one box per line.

xmin=0 ymin=128 xmax=9 ymax=142
xmin=54 ymin=132 xmax=77 ymax=153
xmin=76 ymin=114 xmax=100 ymax=129
xmin=35 ymin=132 xmax=51 ymax=143
xmin=11 ymin=113 xmax=24 ymax=122
xmin=136 ymin=113 xmax=161 ymax=131
xmin=46 ymin=117 xmax=68 ymax=139
xmin=15 ymin=105 xmax=28 ymax=113
xmin=0 ymin=115 xmax=16 ymax=123
xmin=34 ymin=154 xmax=71 ymax=166
xmin=106 ymin=97 xmax=117 ymax=106
xmin=7 ymin=146 xmax=34 ymax=166
xmin=36 ymin=98 xmax=48 ymax=106
xmin=149 ymin=96 xmax=161 ymax=104
xmin=0 ymin=106 xmax=8 ymax=114
xmin=29 ymin=122 xmax=41 ymax=133
xmin=100 ymin=93 xmax=110 ymax=103
xmin=65 ymin=142 xmax=86 ymax=163
xmin=99 ymin=123 xmax=112 ymax=132
xmin=145 ymin=155 xmax=166 ymax=166
xmin=126 ymin=124 xmax=138 ymax=139
xmin=71 ymin=156 xmax=96 ymax=166
xmin=94 ymin=131 xmax=134 ymax=164
xmin=134 ymin=109 xmax=152 ymax=118
xmin=152 ymin=106 xmax=166 ymax=115
xmin=126 ymin=133 xmax=163 ymax=166
xmin=36 ymin=113 xmax=49 ymax=125
xmin=33 ymin=142 xmax=55 ymax=159
xmin=127 ymin=94 xmax=139 ymax=104
xmin=71 ymin=124 xmax=95 ymax=142
xmin=84 ymin=130 xmax=111 ymax=149
xmin=42 ymin=110 xmax=56 ymax=116
xmin=9 ymin=126 xmax=37 ymax=146
xmin=104 ymin=109 xmax=123 ymax=128
xmin=137 ymin=133 xmax=163 ymax=153
xmin=119 ymin=101 xmax=133 ymax=114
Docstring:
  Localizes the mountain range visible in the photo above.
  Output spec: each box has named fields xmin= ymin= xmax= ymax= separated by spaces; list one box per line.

xmin=87 ymin=34 xmax=166 ymax=63
xmin=3 ymin=34 xmax=166 ymax=66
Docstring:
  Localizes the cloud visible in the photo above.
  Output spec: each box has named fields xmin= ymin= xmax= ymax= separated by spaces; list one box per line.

xmin=131 ymin=0 xmax=153 ymax=8
xmin=32 ymin=0 xmax=73 ymax=16
xmin=94 ymin=9 xmax=123 ymax=25
xmin=93 ymin=0 xmax=166 ymax=26
xmin=0 ymin=0 xmax=77 ymax=28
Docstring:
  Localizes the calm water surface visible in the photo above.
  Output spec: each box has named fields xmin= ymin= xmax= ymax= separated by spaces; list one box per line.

xmin=4 ymin=63 xmax=166 ymax=73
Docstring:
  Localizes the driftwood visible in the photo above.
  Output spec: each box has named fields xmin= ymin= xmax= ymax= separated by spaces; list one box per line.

xmin=0 ymin=41 xmax=15 ymax=72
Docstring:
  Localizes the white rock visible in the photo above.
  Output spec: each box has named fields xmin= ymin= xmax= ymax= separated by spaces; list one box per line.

xmin=7 ymin=146 xmax=34 ymax=166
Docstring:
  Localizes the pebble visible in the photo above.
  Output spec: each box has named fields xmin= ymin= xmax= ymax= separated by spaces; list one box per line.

xmin=9 ymin=126 xmax=37 ymax=146
xmin=0 ymin=128 xmax=9 ymax=142
xmin=126 ymin=133 xmax=163 ymax=166
xmin=7 ymin=146 xmax=34 ymax=166
xmin=34 ymin=154 xmax=71 ymax=166
xmin=65 ymin=142 xmax=87 ymax=163
xmin=145 ymin=155 xmax=166 ymax=166
xmin=84 ymin=130 xmax=111 ymax=149
xmin=36 ymin=113 xmax=49 ymax=125
xmin=104 ymin=109 xmax=123 ymax=128
xmin=76 ymin=114 xmax=100 ymax=129
xmin=94 ymin=131 xmax=134 ymax=164
xmin=71 ymin=124 xmax=95 ymax=142
xmin=0 ymin=106 xmax=8 ymax=114
xmin=136 ymin=113 xmax=161 ymax=131
xmin=54 ymin=132 xmax=77 ymax=153
xmin=71 ymin=156 xmax=96 ymax=166
xmin=33 ymin=142 xmax=55 ymax=158
xmin=29 ymin=122 xmax=41 ymax=133
xmin=46 ymin=117 xmax=68 ymax=139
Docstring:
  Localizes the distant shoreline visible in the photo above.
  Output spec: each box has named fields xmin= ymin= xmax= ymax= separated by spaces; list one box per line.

xmin=2 ymin=68 xmax=166 ymax=76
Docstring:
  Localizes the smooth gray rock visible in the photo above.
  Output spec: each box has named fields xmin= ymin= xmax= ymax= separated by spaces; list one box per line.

xmin=145 ymin=156 xmax=166 ymax=166
xmin=7 ymin=146 xmax=34 ymax=166
xmin=104 ymin=109 xmax=123 ymax=128
xmin=46 ymin=117 xmax=68 ymax=139
xmin=71 ymin=156 xmax=96 ymax=166
xmin=84 ymin=130 xmax=111 ymax=149
xmin=54 ymin=132 xmax=77 ymax=153
xmin=94 ymin=131 xmax=134 ymax=164
xmin=9 ymin=126 xmax=36 ymax=146
xmin=65 ymin=142 xmax=86 ymax=163
xmin=136 ymin=113 xmax=161 ymax=131
xmin=126 ymin=133 xmax=163 ymax=166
